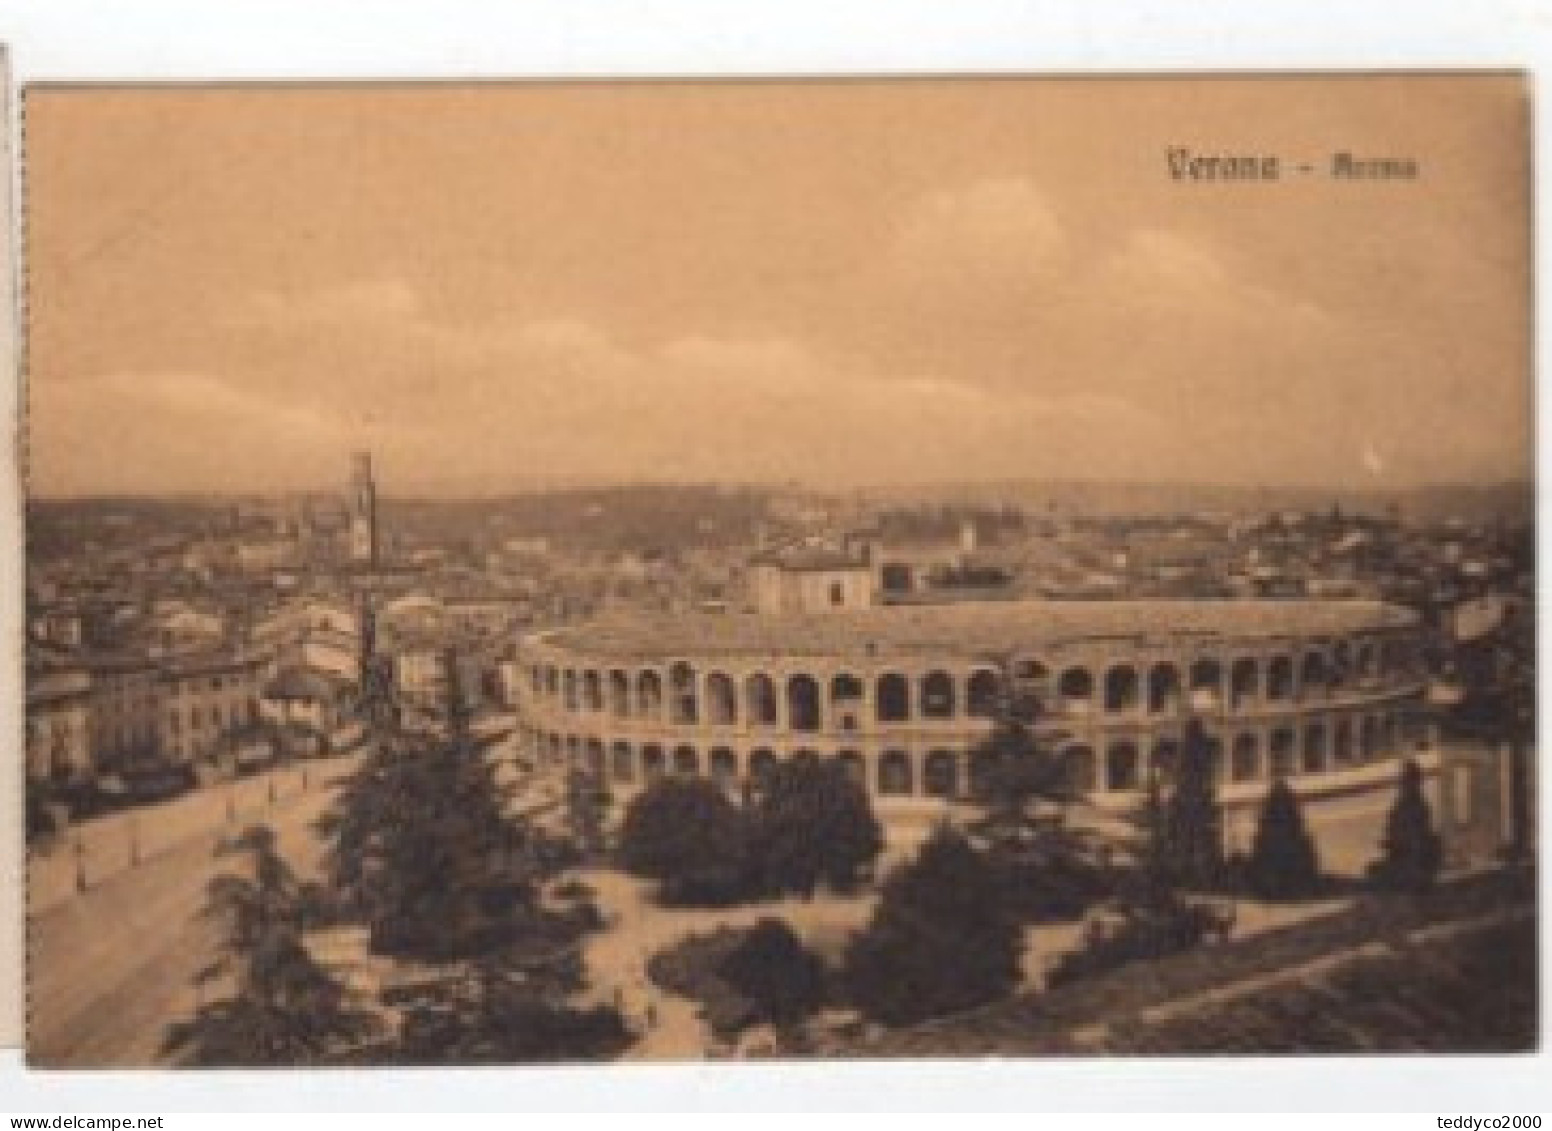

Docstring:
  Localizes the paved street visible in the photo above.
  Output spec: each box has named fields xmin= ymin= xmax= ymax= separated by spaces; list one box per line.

xmin=28 ymin=755 xmax=361 ymax=1067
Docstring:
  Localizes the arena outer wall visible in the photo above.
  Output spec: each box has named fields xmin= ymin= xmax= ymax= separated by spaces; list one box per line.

xmin=510 ymin=599 xmax=1440 ymax=869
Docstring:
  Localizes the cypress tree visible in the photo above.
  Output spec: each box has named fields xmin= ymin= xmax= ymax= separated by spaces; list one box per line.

xmin=1160 ymin=718 xmax=1225 ymax=888
xmin=1372 ymin=759 xmax=1443 ymax=894
xmin=1245 ymin=778 xmax=1322 ymax=900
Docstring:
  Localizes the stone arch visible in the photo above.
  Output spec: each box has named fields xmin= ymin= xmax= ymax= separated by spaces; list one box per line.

xmin=748 ymin=747 xmax=778 ymax=785
xmin=581 ymin=670 xmax=603 ymax=711
xmin=636 ymin=670 xmax=663 ymax=718
xmin=1189 ymin=659 xmax=1224 ymax=709
xmin=1058 ymin=667 xmax=1094 ymax=713
xmin=878 ymin=749 xmax=913 ymax=795
xmin=1302 ymin=724 xmax=1327 ymax=774
xmin=787 ymin=674 xmax=822 ymax=732
xmin=1333 ymin=718 xmax=1355 ymax=766
xmin=1230 ymin=658 xmax=1260 ymax=710
xmin=709 ymin=746 xmax=737 ymax=782
xmin=967 ymin=669 xmax=1001 ymax=718
xmin=923 ymin=749 xmax=960 ymax=797
xmin=1270 ymin=727 xmax=1297 ymax=778
xmin=1360 ymin=715 xmax=1380 ymax=762
xmin=1266 ymin=656 xmax=1295 ymax=702
xmin=836 ymin=748 xmax=866 ymax=786
xmin=672 ymin=744 xmax=699 ymax=776
xmin=669 ymin=661 xmax=698 ymax=724
xmin=1148 ymin=662 xmax=1182 ymax=715
xmin=1104 ymin=665 xmax=1141 ymax=714
xmin=1301 ymin=651 xmax=1329 ymax=697
xmin=745 ymin=673 xmax=778 ymax=727
xmin=830 ymin=673 xmax=866 ymax=731
xmin=921 ymin=670 xmax=957 ymax=719
xmin=705 ymin=672 xmax=737 ymax=726
xmin=1151 ymin=737 xmax=1180 ymax=785
xmin=641 ymin=743 xmax=666 ymax=779
xmin=611 ymin=740 xmax=635 ymax=782
xmin=876 ymin=673 xmax=911 ymax=722
xmin=1231 ymin=732 xmax=1261 ymax=782
xmin=608 ymin=669 xmax=631 ymax=717
xmin=1064 ymin=744 xmax=1098 ymax=793
xmin=1105 ymin=740 xmax=1141 ymax=791
xmin=830 ymin=672 xmax=865 ymax=706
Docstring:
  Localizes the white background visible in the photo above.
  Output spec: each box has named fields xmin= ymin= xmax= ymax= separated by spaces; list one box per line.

xmin=0 ymin=0 xmax=1548 ymax=1113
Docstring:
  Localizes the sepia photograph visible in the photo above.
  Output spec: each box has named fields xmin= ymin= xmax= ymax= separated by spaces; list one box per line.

xmin=20 ymin=74 xmax=1536 ymax=1069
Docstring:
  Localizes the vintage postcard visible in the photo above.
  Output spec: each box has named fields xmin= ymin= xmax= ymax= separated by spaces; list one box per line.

xmin=21 ymin=75 xmax=1535 ymax=1067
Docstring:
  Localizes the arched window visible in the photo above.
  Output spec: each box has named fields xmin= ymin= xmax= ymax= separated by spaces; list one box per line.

xmin=1230 ymin=659 xmax=1260 ymax=711
xmin=705 ymin=672 xmax=737 ymax=726
xmin=608 ymin=670 xmax=631 ymax=717
xmin=1270 ymin=728 xmax=1297 ymax=778
xmin=1356 ymin=642 xmax=1380 ymax=682
xmin=641 ymin=744 xmax=666 ymax=778
xmin=1151 ymin=738 xmax=1180 ymax=786
xmin=1333 ymin=719 xmax=1355 ymax=766
xmin=830 ymin=673 xmax=864 ymax=705
xmin=562 ymin=670 xmax=579 ymax=710
xmin=1104 ymin=666 xmax=1140 ymax=714
xmin=1189 ymin=659 xmax=1223 ymax=709
xmin=787 ymin=674 xmax=822 ymax=732
xmin=636 ymin=670 xmax=663 ymax=718
xmin=967 ymin=669 xmax=1001 ymax=718
xmin=709 ymin=746 xmax=737 ymax=782
xmin=876 ymin=673 xmax=910 ymax=722
xmin=582 ymin=670 xmax=603 ymax=711
xmin=669 ymin=662 xmax=697 ymax=725
xmin=923 ymin=749 xmax=959 ymax=797
xmin=544 ymin=667 xmax=559 ymax=697
xmin=1058 ymin=667 xmax=1094 ymax=713
xmin=745 ymin=673 xmax=778 ymax=727
xmin=836 ymin=749 xmax=865 ymax=787
xmin=1301 ymin=652 xmax=1329 ymax=698
xmin=1064 ymin=745 xmax=1097 ymax=793
xmin=611 ymin=741 xmax=635 ymax=783
xmin=921 ymin=671 xmax=956 ymax=719
xmin=673 ymin=745 xmax=699 ymax=776
xmin=749 ymin=747 xmax=779 ymax=786
xmin=1105 ymin=742 xmax=1140 ymax=791
xmin=584 ymin=740 xmax=606 ymax=775
xmin=1302 ymin=725 xmax=1327 ymax=774
xmin=1148 ymin=663 xmax=1182 ymax=715
xmin=878 ymin=750 xmax=913 ymax=795
xmin=1360 ymin=716 xmax=1380 ymax=762
xmin=1266 ymin=656 xmax=1295 ymax=702
xmin=1231 ymin=733 xmax=1261 ymax=782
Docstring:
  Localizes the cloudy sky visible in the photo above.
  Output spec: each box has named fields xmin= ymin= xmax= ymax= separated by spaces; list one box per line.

xmin=25 ymin=76 xmax=1530 ymax=496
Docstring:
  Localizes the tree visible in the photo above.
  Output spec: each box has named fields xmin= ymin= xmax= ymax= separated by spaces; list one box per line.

xmin=717 ymin=918 xmax=828 ymax=1027
xmin=164 ymin=825 xmax=381 ymax=1066
xmin=844 ymin=825 xmax=1022 ymax=1025
xmin=1159 ymin=718 xmax=1225 ymax=888
xmin=1244 ymin=779 xmax=1322 ymax=900
xmin=394 ymin=964 xmax=631 ymax=1064
xmin=748 ymin=753 xmax=883 ymax=897
xmin=617 ymin=777 xmax=750 ymax=905
xmin=323 ymin=651 xmax=532 ymax=961
xmin=966 ymin=676 xmax=1106 ymax=921
xmin=1370 ymin=759 xmax=1443 ymax=894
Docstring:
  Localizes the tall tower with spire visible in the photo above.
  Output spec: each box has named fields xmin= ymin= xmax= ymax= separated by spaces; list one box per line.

xmin=348 ymin=451 xmax=379 ymax=566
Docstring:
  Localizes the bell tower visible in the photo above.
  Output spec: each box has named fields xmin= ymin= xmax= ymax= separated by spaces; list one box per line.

xmin=348 ymin=451 xmax=379 ymax=566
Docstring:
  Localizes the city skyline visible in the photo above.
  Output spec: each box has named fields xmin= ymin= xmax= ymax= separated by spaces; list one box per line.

xmin=25 ymin=76 xmax=1531 ymax=496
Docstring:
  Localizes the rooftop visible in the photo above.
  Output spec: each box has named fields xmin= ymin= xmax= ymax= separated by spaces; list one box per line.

xmin=538 ymin=599 xmax=1418 ymax=661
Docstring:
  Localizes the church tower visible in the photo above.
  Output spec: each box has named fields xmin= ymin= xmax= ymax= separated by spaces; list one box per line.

xmin=348 ymin=451 xmax=379 ymax=566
